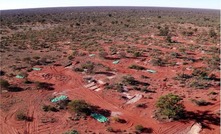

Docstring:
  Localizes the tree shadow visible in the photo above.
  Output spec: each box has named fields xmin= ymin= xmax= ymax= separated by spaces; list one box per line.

xmin=143 ymin=127 xmax=153 ymax=133
xmin=180 ymin=110 xmax=220 ymax=130
xmin=95 ymin=71 xmax=115 ymax=76
xmin=105 ymin=57 xmax=121 ymax=60
xmin=8 ymin=86 xmax=24 ymax=92
xmin=91 ymin=106 xmax=111 ymax=117
xmin=36 ymin=82 xmax=54 ymax=90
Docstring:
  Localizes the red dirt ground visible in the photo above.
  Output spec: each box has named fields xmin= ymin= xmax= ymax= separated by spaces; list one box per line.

xmin=1 ymin=55 xmax=219 ymax=134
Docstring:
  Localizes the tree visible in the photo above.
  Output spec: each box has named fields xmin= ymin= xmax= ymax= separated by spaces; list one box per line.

xmin=156 ymin=93 xmax=184 ymax=119
xmin=68 ymin=100 xmax=92 ymax=115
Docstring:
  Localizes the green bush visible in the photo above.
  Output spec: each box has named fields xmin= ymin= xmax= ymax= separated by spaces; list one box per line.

xmin=156 ymin=93 xmax=184 ymax=119
xmin=68 ymin=100 xmax=92 ymax=115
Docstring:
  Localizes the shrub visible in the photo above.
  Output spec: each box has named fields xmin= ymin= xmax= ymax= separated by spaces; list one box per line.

xmin=156 ymin=93 xmax=184 ymax=119
xmin=150 ymin=58 xmax=165 ymax=66
xmin=68 ymin=100 xmax=92 ymax=115
xmin=190 ymin=99 xmax=210 ymax=106
xmin=113 ymin=117 xmax=126 ymax=123
xmin=192 ymin=68 xmax=208 ymax=78
xmin=129 ymin=64 xmax=146 ymax=70
xmin=118 ymin=51 xmax=126 ymax=58
xmin=0 ymin=70 xmax=5 ymax=76
xmin=114 ymin=83 xmax=124 ymax=92
xmin=189 ymin=80 xmax=209 ymax=89
xmin=99 ymin=51 xmax=108 ymax=59
xmin=106 ymin=127 xmax=114 ymax=132
xmin=42 ymin=105 xmax=58 ymax=112
xmin=133 ymin=51 xmax=142 ymax=57
xmin=136 ymin=103 xmax=146 ymax=108
xmin=209 ymin=29 xmax=217 ymax=38
xmin=68 ymin=55 xmax=74 ymax=60
xmin=170 ymin=52 xmax=180 ymax=58
xmin=0 ymin=79 xmax=10 ymax=90
xmin=166 ymin=35 xmax=173 ymax=43
xmin=81 ymin=62 xmax=95 ymax=74
xmin=122 ymin=75 xmax=137 ymax=85
xmin=159 ymin=26 xmax=169 ymax=36
xmin=16 ymin=111 xmax=28 ymax=121
xmin=63 ymin=130 xmax=79 ymax=134
xmin=135 ymin=125 xmax=144 ymax=132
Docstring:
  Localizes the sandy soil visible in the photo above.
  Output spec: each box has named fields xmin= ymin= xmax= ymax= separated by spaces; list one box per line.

xmin=1 ymin=60 xmax=219 ymax=133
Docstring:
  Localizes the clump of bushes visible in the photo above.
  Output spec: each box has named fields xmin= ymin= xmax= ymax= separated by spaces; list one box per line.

xmin=42 ymin=105 xmax=58 ymax=112
xmin=156 ymin=93 xmax=184 ymax=120
xmin=105 ymin=83 xmax=124 ymax=92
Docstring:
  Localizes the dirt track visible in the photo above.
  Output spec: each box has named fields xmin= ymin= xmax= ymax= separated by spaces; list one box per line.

xmin=1 ymin=63 xmax=220 ymax=133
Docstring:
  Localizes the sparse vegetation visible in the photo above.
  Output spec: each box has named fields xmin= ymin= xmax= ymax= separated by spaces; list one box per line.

xmin=0 ymin=6 xmax=220 ymax=134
